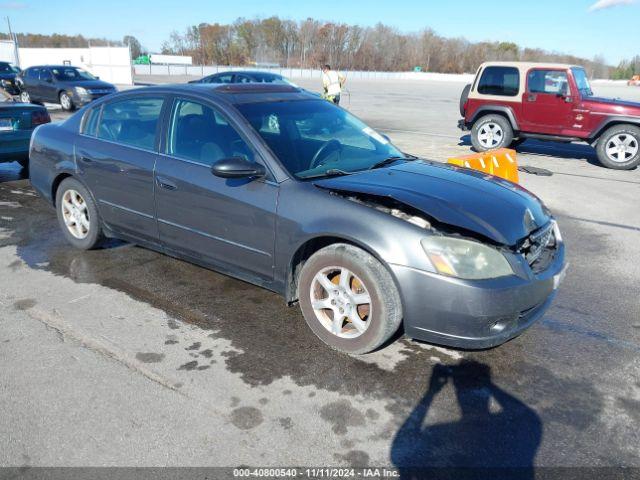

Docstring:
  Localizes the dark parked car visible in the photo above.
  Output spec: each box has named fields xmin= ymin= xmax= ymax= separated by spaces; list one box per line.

xmin=17 ymin=65 xmax=117 ymax=111
xmin=0 ymin=93 xmax=50 ymax=169
xmin=0 ymin=61 xmax=21 ymax=96
xmin=29 ymin=83 xmax=566 ymax=354
xmin=189 ymin=70 xmax=296 ymax=86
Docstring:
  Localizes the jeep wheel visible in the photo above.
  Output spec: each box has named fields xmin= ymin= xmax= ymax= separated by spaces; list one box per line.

xmin=298 ymin=243 xmax=402 ymax=354
xmin=471 ymin=114 xmax=513 ymax=151
xmin=596 ymin=125 xmax=640 ymax=170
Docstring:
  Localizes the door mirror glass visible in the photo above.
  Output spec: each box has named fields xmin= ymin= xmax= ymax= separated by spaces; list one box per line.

xmin=211 ymin=157 xmax=266 ymax=179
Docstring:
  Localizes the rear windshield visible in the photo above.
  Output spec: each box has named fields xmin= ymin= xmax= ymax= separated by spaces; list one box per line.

xmin=477 ymin=66 xmax=520 ymax=96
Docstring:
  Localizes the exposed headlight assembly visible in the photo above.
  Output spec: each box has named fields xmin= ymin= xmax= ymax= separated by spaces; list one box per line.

xmin=74 ymin=86 xmax=89 ymax=96
xmin=421 ymin=236 xmax=513 ymax=280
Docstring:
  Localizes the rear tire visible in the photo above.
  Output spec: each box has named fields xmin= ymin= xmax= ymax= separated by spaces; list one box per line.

xmin=55 ymin=178 xmax=104 ymax=250
xmin=298 ymin=243 xmax=402 ymax=354
xmin=471 ymin=114 xmax=513 ymax=152
xmin=596 ymin=124 xmax=640 ymax=170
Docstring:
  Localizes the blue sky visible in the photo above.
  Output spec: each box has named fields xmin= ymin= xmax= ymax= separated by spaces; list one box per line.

xmin=1 ymin=0 xmax=637 ymax=64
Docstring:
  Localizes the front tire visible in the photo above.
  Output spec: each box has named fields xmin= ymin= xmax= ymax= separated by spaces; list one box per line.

xmin=59 ymin=91 xmax=75 ymax=111
xmin=596 ymin=124 xmax=640 ymax=170
xmin=19 ymin=90 xmax=31 ymax=103
xmin=298 ymin=243 xmax=402 ymax=354
xmin=471 ymin=114 xmax=513 ymax=151
xmin=55 ymin=178 xmax=104 ymax=250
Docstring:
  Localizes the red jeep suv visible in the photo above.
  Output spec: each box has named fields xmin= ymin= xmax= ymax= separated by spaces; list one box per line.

xmin=459 ymin=62 xmax=640 ymax=170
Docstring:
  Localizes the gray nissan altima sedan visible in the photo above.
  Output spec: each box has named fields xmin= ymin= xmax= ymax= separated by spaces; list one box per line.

xmin=28 ymin=83 xmax=566 ymax=354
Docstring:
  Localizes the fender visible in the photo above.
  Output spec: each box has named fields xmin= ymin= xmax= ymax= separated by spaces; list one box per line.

xmin=589 ymin=115 xmax=640 ymax=141
xmin=469 ymin=105 xmax=520 ymax=132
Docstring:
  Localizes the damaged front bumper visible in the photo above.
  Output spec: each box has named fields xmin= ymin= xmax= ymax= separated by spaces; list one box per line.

xmin=391 ymin=241 xmax=566 ymax=349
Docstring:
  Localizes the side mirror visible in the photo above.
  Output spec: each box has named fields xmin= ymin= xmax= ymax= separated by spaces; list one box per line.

xmin=211 ymin=156 xmax=266 ymax=179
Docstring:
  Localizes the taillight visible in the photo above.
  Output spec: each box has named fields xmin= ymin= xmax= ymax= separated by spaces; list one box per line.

xmin=31 ymin=110 xmax=51 ymax=127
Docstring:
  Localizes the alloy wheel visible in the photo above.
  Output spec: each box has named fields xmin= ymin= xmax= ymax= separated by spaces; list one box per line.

xmin=60 ymin=93 xmax=72 ymax=110
xmin=309 ymin=266 xmax=372 ymax=339
xmin=61 ymin=189 xmax=90 ymax=239
xmin=605 ymin=133 xmax=639 ymax=163
xmin=20 ymin=91 xmax=30 ymax=103
xmin=478 ymin=122 xmax=504 ymax=148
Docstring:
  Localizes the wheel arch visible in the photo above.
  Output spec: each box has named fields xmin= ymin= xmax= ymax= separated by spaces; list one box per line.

xmin=470 ymin=106 xmax=519 ymax=132
xmin=285 ymin=235 xmax=395 ymax=305
xmin=589 ymin=116 xmax=640 ymax=143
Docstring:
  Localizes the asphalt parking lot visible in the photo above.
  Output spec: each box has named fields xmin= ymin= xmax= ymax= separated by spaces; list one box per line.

xmin=1 ymin=78 xmax=640 ymax=470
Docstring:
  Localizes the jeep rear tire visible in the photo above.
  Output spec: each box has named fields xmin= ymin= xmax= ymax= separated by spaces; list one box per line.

xmin=471 ymin=114 xmax=513 ymax=152
xmin=596 ymin=124 xmax=640 ymax=170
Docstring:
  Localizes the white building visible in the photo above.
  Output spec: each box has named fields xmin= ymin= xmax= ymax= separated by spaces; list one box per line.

xmin=0 ymin=41 xmax=133 ymax=85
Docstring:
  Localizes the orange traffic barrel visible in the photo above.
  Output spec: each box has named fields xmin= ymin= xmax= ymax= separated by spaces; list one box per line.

xmin=448 ymin=148 xmax=519 ymax=183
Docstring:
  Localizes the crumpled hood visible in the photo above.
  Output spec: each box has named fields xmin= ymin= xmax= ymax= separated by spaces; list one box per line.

xmin=0 ymin=72 xmax=17 ymax=81
xmin=314 ymin=160 xmax=551 ymax=246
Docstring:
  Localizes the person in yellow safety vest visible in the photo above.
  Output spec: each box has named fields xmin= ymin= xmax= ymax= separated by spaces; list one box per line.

xmin=321 ymin=64 xmax=346 ymax=105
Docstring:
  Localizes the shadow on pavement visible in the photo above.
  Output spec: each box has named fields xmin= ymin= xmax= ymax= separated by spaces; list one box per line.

xmin=391 ymin=360 xmax=541 ymax=479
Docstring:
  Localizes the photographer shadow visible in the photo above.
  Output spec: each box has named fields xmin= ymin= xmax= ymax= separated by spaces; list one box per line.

xmin=391 ymin=360 xmax=541 ymax=479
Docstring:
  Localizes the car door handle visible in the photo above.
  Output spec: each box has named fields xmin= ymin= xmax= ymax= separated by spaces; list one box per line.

xmin=156 ymin=176 xmax=177 ymax=191
xmin=527 ymin=94 xmax=537 ymax=102
xmin=79 ymin=156 xmax=93 ymax=163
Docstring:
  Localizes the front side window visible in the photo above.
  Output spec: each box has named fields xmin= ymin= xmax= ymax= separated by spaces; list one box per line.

xmin=527 ymin=70 xmax=569 ymax=95
xmin=167 ymin=98 xmax=254 ymax=166
xmin=477 ymin=66 xmax=520 ymax=96
xmin=39 ymin=69 xmax=52 ymax=81
xmin=51 ymin=67 xmax=96 ymax=82
xmin=236 ymin=99 xmax=404 ymax=179
xmin=26 ymin=68 xmax=39 ymax=79
xmin=97 ymin=97 xmax=163 ymax=151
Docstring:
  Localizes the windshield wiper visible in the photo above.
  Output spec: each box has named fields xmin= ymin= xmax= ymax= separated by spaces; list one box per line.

xmin=300 ymin=168 xmax=353 ymax=180
xmin=368 ymin=156 xmax=412 ymax=170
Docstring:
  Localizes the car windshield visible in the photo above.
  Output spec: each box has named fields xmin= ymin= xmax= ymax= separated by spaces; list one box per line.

xmin=0 ymin=63 xmax=19 ymax=74
xmin=571 ymin=67 xmax=593 ymax=96
xmin=51 ymin=67 xmax=96 ymax=82
xmin=236 ymin=99 xmax=405 ymax=179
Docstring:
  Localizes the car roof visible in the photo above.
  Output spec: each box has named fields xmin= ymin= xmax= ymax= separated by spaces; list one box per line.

xmin=479 ymin=61 xmax=581 ymax=71
xmin=120 ymin=83 xmax=318 ymax=105
xmin=212 ymin=70 xmax=283 ymax=77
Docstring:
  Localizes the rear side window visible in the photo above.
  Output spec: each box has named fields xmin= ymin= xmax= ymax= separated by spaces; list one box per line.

xmin=81 ymin=106 xmax=101 ymax=136
xmin=97 ymin=97 xmax=163 ymax=151
xmin=477 ymin=67 xmax=520 ymax=96
xmin=527 ymin=69 xmax=568 ymax=95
